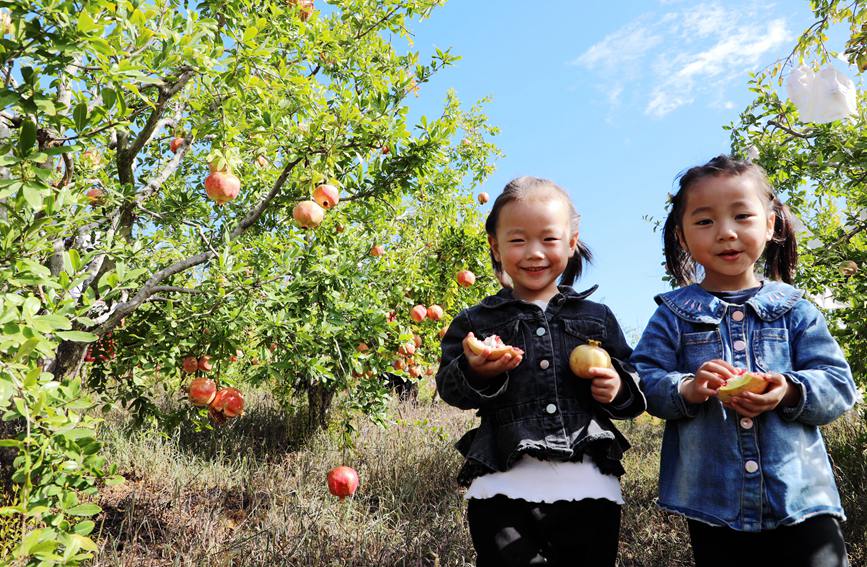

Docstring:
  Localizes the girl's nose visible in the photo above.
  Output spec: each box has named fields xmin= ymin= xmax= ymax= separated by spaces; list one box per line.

xmin=716 ymin=222 xmax=737 ymax=240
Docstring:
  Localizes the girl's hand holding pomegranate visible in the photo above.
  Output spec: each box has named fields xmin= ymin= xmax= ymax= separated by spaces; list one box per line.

xmin=726 ymin=372 xmax=798 ymax=417
xmin=681 ymin=359 xmax=735 ymax=404
xmin=462 ymin=332 xmax=523 ymax=379
xmin=584 ymin=366 xmax=623 ymax=404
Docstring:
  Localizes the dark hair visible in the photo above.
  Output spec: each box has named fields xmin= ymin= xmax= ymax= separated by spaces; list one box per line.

xmin=484 ymin=176 xmax=592 ymax=287
xmin=663 ymin=154 xmax=798 ymax=286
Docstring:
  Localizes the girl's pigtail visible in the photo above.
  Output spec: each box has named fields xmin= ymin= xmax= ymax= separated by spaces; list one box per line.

xmin=764 ymin=201 xmax=798 ymax=283
xmin=560 ymin=241 xmax=593 ymax=287
xmin=662 ymin=192 xmax=694 ymax=286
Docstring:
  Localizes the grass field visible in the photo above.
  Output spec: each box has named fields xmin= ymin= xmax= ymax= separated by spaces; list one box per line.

xmin=84 ymin=389 xmax=866 ymax=566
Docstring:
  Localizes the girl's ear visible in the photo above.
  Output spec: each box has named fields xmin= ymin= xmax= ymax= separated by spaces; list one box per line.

xmin=676 ymin=226 xmax=688 ymax=253
xmin=569 ymin=230 xmax=579 ymax=253
xmin=487 ymin=234 xmax=501 ymax=262
xmin=765 ymin=210 xmax=776 ymax=241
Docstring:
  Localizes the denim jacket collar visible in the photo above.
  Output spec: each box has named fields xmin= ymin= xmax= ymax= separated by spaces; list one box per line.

xmin=654 ymin=281 xmax=804 ymax=324
xmin=477 ymin=284 xmax=599 ymax=310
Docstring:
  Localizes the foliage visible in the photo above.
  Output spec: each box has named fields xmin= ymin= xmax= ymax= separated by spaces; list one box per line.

xmin=727 ymin=0 xmax=867 ymax=389
xmin=0 ymin=0 xmax=500 ymax=563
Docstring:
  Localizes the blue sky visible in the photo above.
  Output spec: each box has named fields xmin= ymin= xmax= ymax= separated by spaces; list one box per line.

xmin=404 ymin=0 xmax=828 ymax=338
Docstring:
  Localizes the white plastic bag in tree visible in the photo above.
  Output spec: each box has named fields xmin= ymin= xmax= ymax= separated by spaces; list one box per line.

xmin=786 ymin=65 xmax=814 ymax=117
xmin=785 ymin=64 xmax=858 ymax=123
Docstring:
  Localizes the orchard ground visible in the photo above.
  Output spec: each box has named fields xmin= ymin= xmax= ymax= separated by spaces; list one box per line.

xmin=72 ymin=386 xmax=867 ymax=565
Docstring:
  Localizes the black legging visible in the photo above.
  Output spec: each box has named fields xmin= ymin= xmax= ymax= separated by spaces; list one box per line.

xmin=467 ymin=495 xmax=621 ymax=567
xmin=688 ymin=515 xmax=849 ymax=567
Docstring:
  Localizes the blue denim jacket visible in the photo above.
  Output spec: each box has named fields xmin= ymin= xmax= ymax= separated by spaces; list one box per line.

xmin=437 ymin=285 xmax=646 ymax=486
xmin=630 ymin=281 xmax=859 ymax=531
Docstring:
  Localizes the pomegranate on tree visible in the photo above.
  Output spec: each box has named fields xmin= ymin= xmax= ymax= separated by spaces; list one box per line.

xmin=312 ymin=184 xmax=340 ymax=209
xmin=210 ymin=387 xmax=245 ymax=417
xmin=478 ymin=192 xmax=490 ymax=205
xmin=293 ymin=200 xmax=325 ymax=229
xmin=288 ymin=0 xmax=314 ymax=21
xmin=197 ymin=355 xmax=213 ymax=372
xmin=456 ymin=270 xmax=476 ymax=287
xmin=398 ymin=342 xmax=416 ymax=357
xmin=327 ymin=465 xmax=359 ymax=500
xmin=427 ymin=304 xmax=444 ymax=321
xmin=188 ymin=378 xmax=217 ymax=407
xmin=204 ymin=170 xmax=241 ymax=204
xmin=182 ymin=356 xmax=199 ymax=374
xmin=170 ymin=137 xmax=184 ymax=153
xmin=85 ymin=187 xmax=105 ymax=205
xmin=568 ymin=340 xmax=612 ymax=379
xmin=410 ymin=304 xmax=427 ymax=322
xmin=370 ymin=245 xmax=385 ymax=257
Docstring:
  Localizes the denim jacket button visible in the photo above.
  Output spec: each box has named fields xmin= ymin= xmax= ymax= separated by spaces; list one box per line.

xmin=733 ymin=340 xmax=746 ymax=351
xmin=731 ymin=310 xmax=745 ymax=321
xmin=740 ymin=417 xmax=753 ymax=429
xmin=536 ymin=327 xmax=546 ymax=336
xmin=539 ymin=359 xmax=550 ymax=369
xmin=545 ymin=403 xmax=557 ymax=414
xmin=744 ymin=460 xmax=759 ymax=473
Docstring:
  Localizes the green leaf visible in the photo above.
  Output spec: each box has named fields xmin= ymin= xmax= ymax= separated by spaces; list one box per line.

xmin=56 ymin=331 xmax=98 ymax=343
xmin=73 ymin=520 xmax=95 ymax=535
xmin=21 ymin=183 xmax=43 ymax=210
xmin=101 ymin=88 xmax=116 ymax=111
xmin=73 ymin=102 xmax=88 ymax=131
xmin=77 ymin=10 xmax=98 ymax=33
xmin=67 ymin=503 xmax=101 ymax=517
xmin=17 ymin=119 xmax=37 ymax=155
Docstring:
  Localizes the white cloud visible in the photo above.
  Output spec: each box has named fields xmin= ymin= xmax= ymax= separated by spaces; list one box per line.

xmin=572 ymin=2 xmax=792 ymax=118
xmin=572 ymin=19 xmax=663 ymax=70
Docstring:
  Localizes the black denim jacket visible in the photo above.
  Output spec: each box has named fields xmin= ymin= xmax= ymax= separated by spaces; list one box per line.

xmin=436 ymin=285 xmax=646 ymax=486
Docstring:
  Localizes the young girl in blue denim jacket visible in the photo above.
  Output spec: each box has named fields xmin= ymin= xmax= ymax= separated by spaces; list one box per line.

xmin=631 ymin=155 xmax=858 ymax=567
xmin=436 ymin=176 xmax=646 ymax=567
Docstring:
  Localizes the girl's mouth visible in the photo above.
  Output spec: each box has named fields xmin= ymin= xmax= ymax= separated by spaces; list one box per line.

xmin=718 ymin=250 xmax=742 ymax=261
xmin=522 ymin=266 xmax=548 ymax=273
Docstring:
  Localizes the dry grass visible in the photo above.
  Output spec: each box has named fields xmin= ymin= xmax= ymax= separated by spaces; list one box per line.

xmin=89 ymin=391 xmax=865 ymax=567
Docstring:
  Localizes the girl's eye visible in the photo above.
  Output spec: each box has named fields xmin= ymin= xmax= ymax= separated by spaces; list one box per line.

xmin=508 ymin=239 xmax=524 ymax=244
xmin=736 ymin=213 xmax=753 ymax=220
xmin=695 ymin=219 xmax=712 ymax=226
xmin=544 ymin=237 xmax=559 ymax=242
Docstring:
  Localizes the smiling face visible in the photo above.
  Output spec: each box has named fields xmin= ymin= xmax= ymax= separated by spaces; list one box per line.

xmin=488 ymin=190 xmax=578 ymax=302
xmin=678 ymin=173 xmax=775 ymax=291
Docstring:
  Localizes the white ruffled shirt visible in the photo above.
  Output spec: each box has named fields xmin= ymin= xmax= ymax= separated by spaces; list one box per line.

xmin=464 ymin=299 xmax=624 ymax=504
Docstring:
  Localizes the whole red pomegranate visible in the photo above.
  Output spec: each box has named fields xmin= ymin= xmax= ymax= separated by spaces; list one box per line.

xmin=312 ymin=184 xmax=340 ymax=209
xmin=188 ymin=378 xmax=217 ymax=407
xmin=204 ymin=171 xmax=241 ymax=204
xmin=211 ymin=387 xmax=245 ymax=417
xmin=327 ymin=465 xmax=359 ymax=500
xmin=182 ymin=356 xmax=199 ymax=374
xmin=170 ymin=137 xmax=184 ymax=153
xmin=197 ymin=355 xmax=213 ymax=372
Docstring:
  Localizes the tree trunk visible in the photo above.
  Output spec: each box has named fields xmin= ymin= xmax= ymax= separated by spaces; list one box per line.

xmin=306 ymin=382 xmax=334 ymax=432
xmin=50 ymin=340 xmax=88 ymax=381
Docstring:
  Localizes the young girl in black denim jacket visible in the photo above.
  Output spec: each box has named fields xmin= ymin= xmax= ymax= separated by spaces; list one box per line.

xmin=436 ymin=176 xmax=646 ymax=567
